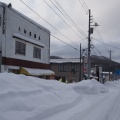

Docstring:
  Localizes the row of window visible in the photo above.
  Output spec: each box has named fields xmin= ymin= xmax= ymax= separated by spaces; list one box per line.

xmin=18 ymin=27 xmax=41 ymax=40
xmin=15 ymin=41 xmax=41 ymax=59
xmin=58 ymin=64 xmax=80 ymax=72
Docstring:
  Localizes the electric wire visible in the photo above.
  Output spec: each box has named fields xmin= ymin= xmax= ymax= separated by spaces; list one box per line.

xmin=53 ymin=0 xmax=87 ymax=38
xmin=77 ymin=0 xmax=104 ymax=57
xmin=51 ymin=34 xmax=80 ymax=51
xmin=20 ymin=0 xmax=79 ymax=47
xmin=92 ymin=38 xmax=120 ymax=49
xmin=49 ymin=0 xmax=87 ymax=39
xmin=90 ymin=16 xmax=111 ymax=57
xmin=20 ymin=0 xmax=115 ymax=60
xmin=43 ymin=0 xmax=84 ymax=42
xmin=78 ymin=0 xmax=88 ymax=15
xmin=91 ymin=48 xmax=98 ymax=56
xmin=81 ymin=0 xmax=89 ymax=12
xmin=19 ymin=0 xmax=87 ymax=53
xmin=94 ymin=46 xmax=106 ymax=56
xmin=96 ymin=28 xmax=109 ymax=52
xmin=78 ymin=0 xmax=120 ymax=62
xmin=51 ymin=39 xmax=87 ymax=51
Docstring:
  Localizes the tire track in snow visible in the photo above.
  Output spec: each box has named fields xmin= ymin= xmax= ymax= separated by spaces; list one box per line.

xmin=26 ymin=95 xmax=83 ymax=120
xmin=70 ymin=89 xmax=120 ymax=120
xmin=107 ymin=90 xmax=120 ymax=120
xmin=0 ymin=89 xmax=43 ymax=101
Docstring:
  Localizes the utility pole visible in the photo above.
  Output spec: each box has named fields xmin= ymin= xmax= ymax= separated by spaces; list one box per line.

xmin=88 ymin=9 xmax=92 ymax=79
xmin=109 ymin=50 xmax=112 ymax=80
xmin=87 ymin=9 xmax=99 ymax=79
xmin=79 ymin=43 xmax=81 ymax=81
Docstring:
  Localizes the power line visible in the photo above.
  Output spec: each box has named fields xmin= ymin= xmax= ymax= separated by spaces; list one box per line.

xmin=92 ymin=38 xmax=120 ymax=49
xmin=94 ymin=46 xmax=106 ymax=56
xmin=51 ymin=39 xmax=87 ymax=51
xmin=95 ymin=28 xmax=109 ymax=52
xmin=49 ymin=0 xmax=87 ymax=39
xmin=78 ymin=0 xmax=120 ymax=62
xmin=90 ymin=39 xmax=108 ymax=57
xmin=20 ymin=0 xmax=79 ymax=47
xmin=43 ymin=0 xmax=84 ymax=42
xmin=51 ymin=34 xmax=80 ymax=51
xmin=91 ymin=39 xmax=107 ymax=56
xmin=53 ymin=0 xmax=87 ymax=38
xmin=91 ymin=48 xmax=98 ymax=56
xmin=78 ymin=0 xmax=88 ymax=15
xmin=20 ymin=0 xmax=108 ymax=59
xmin=93 ymin=26 xmax=120 ymax=59
xmin=81 ymin=0 xmax=89 ymax=11
xmin=19 ymin=0 xmax=87 ymax=53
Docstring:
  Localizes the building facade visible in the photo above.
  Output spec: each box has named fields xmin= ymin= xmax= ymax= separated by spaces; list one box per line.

xmin=0 ymin=2 xmax=54 ymax=79
xmin=50 ymin=58 xmax=83 ymax=83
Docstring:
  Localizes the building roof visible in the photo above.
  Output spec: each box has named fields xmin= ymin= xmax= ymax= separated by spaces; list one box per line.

xmin=13 ymin=33 xmax=45 ymax=48
xmin=0 ymin=2 xmax=50 ymax=34
xmin=50 ymin=58 xmax=82 ymax=63
xmin=20 ymin=67 xmax=55 ymax=76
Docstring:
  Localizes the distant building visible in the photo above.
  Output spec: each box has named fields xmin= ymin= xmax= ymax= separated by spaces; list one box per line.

xmin=50 ymin=58 xmax=84 ymax=83
xmin=0 ymin=2 xmax=54 ymax=79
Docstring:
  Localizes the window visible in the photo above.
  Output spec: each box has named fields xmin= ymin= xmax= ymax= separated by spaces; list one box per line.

xmin=71 ymin=64 xmax=79 ymax=72
xmin=38 ymin=36 xmax=41 ymax=40
xmin=33 ymin=47 xmax=41 ymax=59
xmin=24 ymin=29 xmax=27 ymax=34
xmin=29 ymin=32 xmax=32 ymax=36
xmin=0 ymin=15 xmax=1 ymax=26
xmin=15 ymin=41 xmax=26 ymax=55
xmin=58 ymin=64 xmax=68 ymax=72
xmin=18 ymin=27 xmax=20 ymax=31
xmin=34 ymin=34 xmax=36 ymax=38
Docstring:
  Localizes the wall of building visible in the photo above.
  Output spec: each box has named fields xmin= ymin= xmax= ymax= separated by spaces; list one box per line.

xmin=0 ymin=5 xmax=4 ymax=51
xmin=50 ymin=63 xmax=83 ymax=83
xmin=0 ymin=3 xmax=50 ymax=72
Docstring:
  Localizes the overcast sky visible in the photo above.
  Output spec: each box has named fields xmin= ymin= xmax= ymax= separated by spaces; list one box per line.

xmin=1 ymin=0 xmax=120 ymax=63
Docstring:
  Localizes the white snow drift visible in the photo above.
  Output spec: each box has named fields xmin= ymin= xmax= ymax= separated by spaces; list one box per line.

xmin=0 ymin=73 xmax=120 ymax=120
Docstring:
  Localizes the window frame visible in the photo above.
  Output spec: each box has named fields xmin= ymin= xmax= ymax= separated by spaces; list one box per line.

xmin=15 ymin=41 xmax=26 ymax=55
xmin=33 ymin=47 xmax=41 ymax=59
xmin=58 ymin=64 xmax=69 ymax=72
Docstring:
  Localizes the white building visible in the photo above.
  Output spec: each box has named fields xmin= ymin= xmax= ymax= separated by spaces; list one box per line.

xmin=0 ymin=2 xmax=54 ymax=78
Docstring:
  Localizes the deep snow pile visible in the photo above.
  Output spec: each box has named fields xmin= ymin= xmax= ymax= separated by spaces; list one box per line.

xmin=72 ymin=79 xmax=108 ymax=94
xmin=0 ymin=73 xmax=118 ymax=120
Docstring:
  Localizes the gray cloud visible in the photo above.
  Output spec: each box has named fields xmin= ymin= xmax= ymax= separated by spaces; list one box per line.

xmin=2 ymin=0 xmax=120 ymax=62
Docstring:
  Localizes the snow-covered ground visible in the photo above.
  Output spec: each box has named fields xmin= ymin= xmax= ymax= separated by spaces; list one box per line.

xmin=0 ymin=73 xmax=120 ymax=120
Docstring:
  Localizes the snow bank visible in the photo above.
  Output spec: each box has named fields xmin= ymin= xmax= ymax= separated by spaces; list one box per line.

xmin=73 ymin=79 xmax=108 ymax=94
xmin=0 ymin=73 xmax=111 ymax=120
xmin=0 ymin=73 xmax=79 ymax=120
xmin=105 ymin=80 xmax=120 ymax=88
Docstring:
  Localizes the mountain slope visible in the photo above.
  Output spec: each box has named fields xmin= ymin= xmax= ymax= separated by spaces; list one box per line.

xmin=90 ymin=55 xmax=120 ymax=71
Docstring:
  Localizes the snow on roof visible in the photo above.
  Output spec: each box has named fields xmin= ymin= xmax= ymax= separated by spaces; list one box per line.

xmin=50 ymin=58 xmax=82 ymax=63
xmin=23 ymin=67 xmax=55 ymax=76
xmin=102 ymin=72 xmax=112 ymax=74
xmin=84 ymin=74 xmax=94 ymax=78
xmin=91 ymin=70 xmax=95 ymax=73
xmin=13 ymin=33 xmax=45 ymax=48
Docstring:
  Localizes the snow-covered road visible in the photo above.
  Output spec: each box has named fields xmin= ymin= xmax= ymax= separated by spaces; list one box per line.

xmin=35 ymin=89 xmax=120 ymax=120
xmin=26 ymin=81 xmax=120 ymax=120
xmin=0 ymin=73 xmax=120 ymax=120
xmin=70 ymin=90 xmax=120 ymax=120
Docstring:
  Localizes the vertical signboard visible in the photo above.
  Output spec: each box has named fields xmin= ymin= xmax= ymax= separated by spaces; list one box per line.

xmin=83 ymin=57 xmax=88 ymax=74
xmin=99 ymin=67 xmax=103 ymax=83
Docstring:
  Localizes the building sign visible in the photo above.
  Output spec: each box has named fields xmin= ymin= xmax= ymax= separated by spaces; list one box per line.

xmin=114 ymin=70 xmax=120 ymax=75
xmin=83 ymin=57 xmax=88 ymax=74
xmin=99 ymin=67 xmax=103 ymax=83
